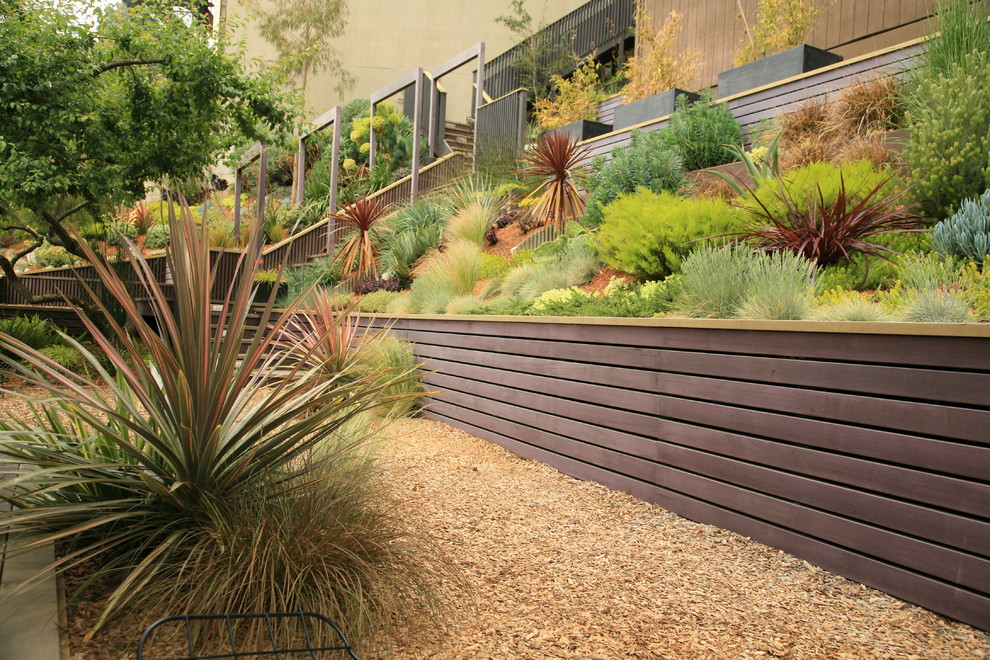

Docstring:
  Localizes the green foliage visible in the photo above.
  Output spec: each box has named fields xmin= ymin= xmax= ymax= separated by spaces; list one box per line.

xmin=378 ymin=199 xmax=446 ymax=285
xmin=445 ymin=294 xmax=488 ymax=314
xmin=357 ymin=290 xmax=402 ymax=313
xmin=813 ymin=290 xmax=893 ymax=322
xmin=37 ymin=344 xmax=86 ymax=373
xmin=0 ymin=203 xmax=441 ymax=648
xmin=143 ymin=223 xmax=171 ymax=250
xmin=932 ymin=188 xmax=990 ymax=265
xmin=534 ymin=55 xmax=604 ymax=131
xmin=666 ymin=90 xmax=743 ymax=171
xmin=0 ymin=0 xmax=289 ymax=262
xmin=34 ymin=242 xmax=81 ymax=268
xmin=283 ymin=257 xmax=344 ymax=304
xmin=356 ymin=332 xmax=424 ymax=418
xmin=675 ymin=243 xmax=807 ymax=318
xmin=908 ymin=0 xmax=990 ymax=90
xmin=584 ymin=131 xmax=686 ymax=226
xmin=103 ymin=221 xmax=139 ymax=247
xmin=593 ymin=191 xmax=743 ymax=280
xmin=904 ymin=50 xmax=990 ymax=219
xmin=445 ymin=202 xmax=496 ymax=247
xmin=900 ymin=287 xmax=973 ymax=322
xmin=0 ymin=314 xmax=59 ymax=352
xmin=733 ymin=251 xmax=816 ymax=320
xmin=815 ymin=232 xmax=930 ymax=291
xmin=527 ymin=277 xmax=679 ymax=317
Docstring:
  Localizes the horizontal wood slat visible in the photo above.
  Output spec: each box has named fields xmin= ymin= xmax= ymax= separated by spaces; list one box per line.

xmin=378 ymin=316 xmax=990 ymax=631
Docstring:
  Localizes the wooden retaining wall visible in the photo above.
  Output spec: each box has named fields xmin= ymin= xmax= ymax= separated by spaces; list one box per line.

xmin=583 ymin=39 xmax=923 ymax=162
xmin=370 ymin=315 xmax=990 ymax=631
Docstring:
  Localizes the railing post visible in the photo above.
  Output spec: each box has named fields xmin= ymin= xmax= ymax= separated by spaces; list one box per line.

xmin=411 ymin=68 xmax=423 ymax=202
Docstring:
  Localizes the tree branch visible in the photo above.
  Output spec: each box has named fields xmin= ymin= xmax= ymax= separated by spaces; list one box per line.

xmin=97 ymin=58 xmax=168 ymax=75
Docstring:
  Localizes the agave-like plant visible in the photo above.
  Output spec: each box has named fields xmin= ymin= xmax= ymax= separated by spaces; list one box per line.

xmin=330 ymin=195 xmax=392 ymax=283
xmin=0 ymin=200 xmax=424 ymax=640
xmin=519 ymin=131 xmax=590 ymax=231
xmin=727 ymin=174 xmax=926 ymax=269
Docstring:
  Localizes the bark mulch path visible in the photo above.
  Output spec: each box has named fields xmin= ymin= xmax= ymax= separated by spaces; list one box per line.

xmin=3 ymin=393 xmax=986 ymax=658
xmin=376 ymin=418 xmax=990 ymax=659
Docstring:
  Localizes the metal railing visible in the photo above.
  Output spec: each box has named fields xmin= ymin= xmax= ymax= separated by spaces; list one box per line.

xmin=483 ymin=0 xmax=635 ymax=99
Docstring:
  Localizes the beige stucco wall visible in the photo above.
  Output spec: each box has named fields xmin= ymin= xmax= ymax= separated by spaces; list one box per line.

xmin=225 ymin=0 xmax=586 ymax=123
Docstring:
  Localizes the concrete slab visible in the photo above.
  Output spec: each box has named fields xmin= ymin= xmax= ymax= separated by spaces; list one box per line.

xmin=0 ymin=543 xmax=61 ymax=660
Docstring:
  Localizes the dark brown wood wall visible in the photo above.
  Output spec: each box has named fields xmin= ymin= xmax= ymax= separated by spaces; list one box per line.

xmin=372 ymin=316 xmax=990 ymax=632
xmin=641 ymin=0 xmax=941 ymax=91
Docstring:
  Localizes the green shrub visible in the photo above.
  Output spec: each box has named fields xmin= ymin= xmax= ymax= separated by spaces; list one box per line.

xmin=741 ymin=159 xmax=899 ymax=224
xmin=816 ymin=232 xmax=931 ymax=291
xmin=143 ymin=223 xmax=171 ymax=250
xmin=0 ymin=315 xmax=59 ymax=351
xmin=38 ymin=344 xmax=86 ymax=372
xmin=666 ymin=89 xmax=743 ymax=171
xmin=357 ymin=290 xmax=401 ymax=314
xmin=34 ymin=242 xmax=80 ymax=268
xmin=932 ymin=188 xmax=990 ymax=265
xmin=584 ymin=130 xmax=686 ymax=227
xmin=104 ymin=221 xmax=138 ymax=247
xmin=593 ymin=191 xmax=742 ymax=280
xmin=527 ymin=277 xmax=679 ymax=317
xmin=904 ymin=50 xmax=990 ymax=219
xmin=356 ymin=332 xmax=424 ymax=418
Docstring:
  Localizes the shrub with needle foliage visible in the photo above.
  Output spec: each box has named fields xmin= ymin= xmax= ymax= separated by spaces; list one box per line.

xmin=0 ymin=202 xmax=448 ymax=650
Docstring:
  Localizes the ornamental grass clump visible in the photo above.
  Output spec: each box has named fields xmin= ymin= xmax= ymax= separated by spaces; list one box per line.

xmin=0 ymin=202 xmax=450 ymax=650
xmin=621 ymin=6 xmax=700 ymax=102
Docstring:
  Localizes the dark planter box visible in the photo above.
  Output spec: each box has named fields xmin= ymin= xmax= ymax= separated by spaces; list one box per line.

xmin=717 ymin=44 xmax=842 ymax=98
xmin=550 ymin=119 xmax=613 ymax=143
xmin=254 ymin=281 xmax=286 ymax=303
xmin=612 ymin=89 xmax=700 ymax=130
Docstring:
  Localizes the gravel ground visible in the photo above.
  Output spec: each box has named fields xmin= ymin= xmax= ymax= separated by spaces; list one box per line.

xmin=376 ymin=418 xmax=990 ymax=659
xmin=3 ymin=388 xmax=987 ymax=658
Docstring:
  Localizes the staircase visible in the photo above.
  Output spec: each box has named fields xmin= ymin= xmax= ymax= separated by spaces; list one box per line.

xmin=444 ymin=121 xmax=474 ymax=156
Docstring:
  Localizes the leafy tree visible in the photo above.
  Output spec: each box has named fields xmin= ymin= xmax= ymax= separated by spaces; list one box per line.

xmin=248 ymin=0 xmax=354 ymax=102
xmin=0 ymin=0 xmax=291 ymax=302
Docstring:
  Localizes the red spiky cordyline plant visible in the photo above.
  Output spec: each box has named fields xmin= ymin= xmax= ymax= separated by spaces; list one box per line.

xmin=727 ymin=174 xmax=926 ymax=268
xmin=519 ymin=131 xmax=591 ymax=231
xmin=330 ymin=195 xmax=392 ymax=283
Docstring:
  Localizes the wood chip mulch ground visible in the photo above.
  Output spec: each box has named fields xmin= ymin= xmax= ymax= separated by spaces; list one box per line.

xmin=3 ymin=388 xmax=987 ymax=658
xmin=375 ymin=418 xmax=990 ymax=659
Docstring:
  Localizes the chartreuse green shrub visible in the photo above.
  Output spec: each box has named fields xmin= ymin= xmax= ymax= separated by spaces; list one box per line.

xmin=813 ymin=289 xmax=893 ymax=322
xmin=0 ymin=204 xmax=451 ymax=650
xmin=932 ymin=188 xmax=990 ymax=265
xmin=816 ymin=232 xmax=931 ymax=292
xmin=527 ymin=277 xmax=680 ymax=317
xmin=104 ymin=221 xmax=139 ymax=247
xmin=675 ymin=244 xmax=814 ymax=319
xmin=593 ymin=191 xmax=743 ymax=280
xmin=357 ymin=290 xmax=402 ymax=314
xmin=584 ymin=130 xmax=686 ymax=227
xmin=904 ymin=50 xmax=990 ymax=219
xmin=33 ymin=242 xmax=82 ymax=268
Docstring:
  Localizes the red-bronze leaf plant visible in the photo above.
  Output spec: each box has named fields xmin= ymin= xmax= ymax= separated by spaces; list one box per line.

xmin=330 ymin=195 xmax=392 ymax=283
xmin=726 ymin=174 xmax=926 ymax=269
xmin=519 ymin=131 xmax=591 ymax=231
